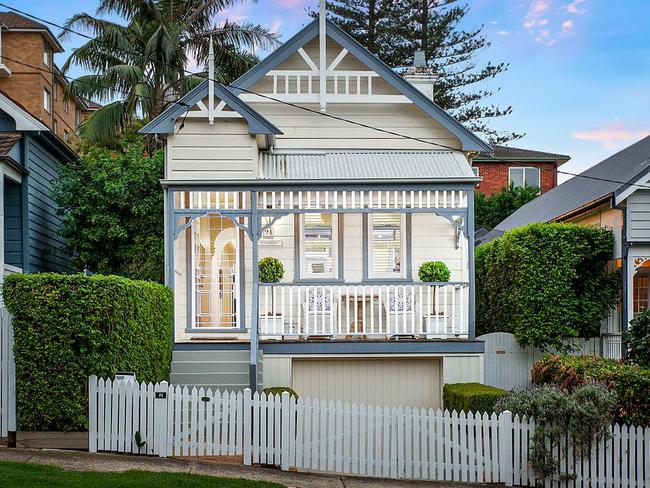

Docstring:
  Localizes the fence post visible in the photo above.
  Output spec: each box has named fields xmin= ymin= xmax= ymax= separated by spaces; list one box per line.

xmin=499 ymin=410 xmax=513 ymax=486
xmin=7 ymin=310 xmax=16 ymax=448
xmin=154 ymin=381 xmax=169 ymax=458
xmin=243 ymin=388 xmax=252 ymax=465
xmin=281 ymin=391 xmax=290 ymax=471
xmin=88 ymin=375 xmax=97 ymax=453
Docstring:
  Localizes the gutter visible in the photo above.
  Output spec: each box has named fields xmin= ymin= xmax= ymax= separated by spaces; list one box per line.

xmin=160 ymin=177 xmax=481 ymax=188
xmin=551 ymin=194 xmax=613 ymax=222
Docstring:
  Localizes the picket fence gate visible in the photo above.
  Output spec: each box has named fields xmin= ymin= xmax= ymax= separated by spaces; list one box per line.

xmin=88 ymin=376 xmax=650 ymax=487
xmin=0 ymin=307 xmax=15 ymax=439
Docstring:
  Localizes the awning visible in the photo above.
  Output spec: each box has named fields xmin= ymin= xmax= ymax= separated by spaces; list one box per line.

xmin=258 ymin=151 xmax=477 ymax=181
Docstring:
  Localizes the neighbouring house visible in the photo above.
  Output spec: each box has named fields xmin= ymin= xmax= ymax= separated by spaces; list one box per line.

xmin=483 ymin=136 xmax=650 ymax=359
xmin=0 ymin=12 xmax=98 ymax=143
xmin=472 ymin=145 xmax=570 ymax=195
xmin=141 ymin=18 xmax=490 ymax=409
xmin=0 ymin=89 xmax=77 ymax=276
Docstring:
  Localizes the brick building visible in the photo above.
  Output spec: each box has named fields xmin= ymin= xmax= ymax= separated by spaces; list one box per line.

xmin=472 ymin=145 xmax=570 ymax=195
xmin=0 ymin=12 xmax=98 ymax=143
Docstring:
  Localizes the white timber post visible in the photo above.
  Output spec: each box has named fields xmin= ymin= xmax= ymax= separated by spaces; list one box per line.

xmin=208 ymin=36 xmax=215 ymax=124
xmin=154 ymin=381 xmax=169 ymax=457
xmin=499 ymin=410 xmax=513 ymax=486
xmin=243 ymin=388 xmax=252 ymax=465
xmin=88 ymin=375 xmax=97 ymax=453
xmin=319 ymin=0 xmax=327 ymax=112
xmin=281 ymin=391 xmax=291 ymax=471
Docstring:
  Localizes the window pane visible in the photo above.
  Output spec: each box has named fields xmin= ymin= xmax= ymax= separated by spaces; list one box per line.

xmin=509 ymin=168 xmax=524 ymax=187
xmin=304 ymin=213 xmax=334 ymax=277
xmin=525 ymin=168 xmax=540 ymax=188
xmin=372 ymin=213 xmax=401 ymax=276
xmin=193 ymin=216 xmax=238 ymax=328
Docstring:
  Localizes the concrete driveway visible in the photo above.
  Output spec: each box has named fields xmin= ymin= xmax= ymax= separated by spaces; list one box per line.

xmin=0 ymin=447 xmax=484 ymax=487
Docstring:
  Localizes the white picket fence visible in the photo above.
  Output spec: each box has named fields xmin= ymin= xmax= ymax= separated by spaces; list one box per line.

xmin=0 ymin=307 xmax=15 ymax=438
xmin=88 ymin=376 xmax=649 ymax=487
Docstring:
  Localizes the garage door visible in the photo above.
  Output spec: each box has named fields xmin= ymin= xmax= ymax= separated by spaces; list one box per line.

xmin=292 ymin=358 xmax=441 ymax=409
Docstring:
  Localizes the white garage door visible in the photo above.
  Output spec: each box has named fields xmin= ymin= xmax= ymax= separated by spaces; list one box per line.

xmin=292 ymin=358 xmax=441 ymax=409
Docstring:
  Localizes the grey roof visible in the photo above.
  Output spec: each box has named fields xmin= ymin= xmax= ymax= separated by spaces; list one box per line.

xmin=259 ymin=151 xmax=477 ymax=181
xmin=140 ymin=80 xmax=282 ymax=135
xmin=475 ymin=145 xmax=570 ymax=161
xmin=485 ymin=136 xmax=650 ymax=240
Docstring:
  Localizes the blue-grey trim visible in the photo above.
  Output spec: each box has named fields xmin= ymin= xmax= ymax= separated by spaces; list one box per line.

xmin=467 ymin=190 xmax=476 ymax=340
xmin=239 ymin=215 xmax=247 ymax=332
xmin=174 ymin=340 xmax=485 ymax=354
xmin=162 ymin=182 xmax=477 ymax=192
xmin=363 ymin=213 xmax=412 ymax=281
xmin=172 ymin=207 xmax=468 ymax=217
xmin=20 ymin=135 xmax=30 ymax=273
xmin=140 ymin=80 xmax=282 ymax=135
xmin=166 ymin=190 xmax=175 ymax=289
xmin=295 ymin=212 xmax=344 ymax=281
xmin=185 ymin=326 xmax=248 ymax=333
xmin=293 ymin=213 xmax=300 ymax=280
xmin=230 ymin=19 xmax=490 ymax=152
xmin=338 ymin=214 xmax=344 ymax=280
xmin=249 ymin=191 xmax=261 ymax=391
xmin=186 ymin=221 xmax=192 ymax=330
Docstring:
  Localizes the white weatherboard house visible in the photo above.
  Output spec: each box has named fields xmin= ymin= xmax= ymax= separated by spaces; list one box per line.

xmin=141 ymin=17 xmax=490 ymax=409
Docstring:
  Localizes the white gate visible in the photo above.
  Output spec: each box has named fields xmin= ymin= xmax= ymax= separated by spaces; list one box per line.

xmin=478 ymin=332 xmax=600 ymax=390
xmin=89 ymin=377 xmax=650 ymax=487
xmin=0 ymin=307 xmax=15 ymax=438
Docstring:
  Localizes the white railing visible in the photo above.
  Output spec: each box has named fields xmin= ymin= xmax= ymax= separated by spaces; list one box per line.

xmin=259 ymin=283 xmax=469 ymax=339
xmin=0 ymin=307 xmax=15 ymax=438
xmin=602 ymin=333 xmax=623 ymax=360
xmin=266 ymin=70 xmax=379 ymax=97
xmin=89 ymin=377 xmax=650 ymax=488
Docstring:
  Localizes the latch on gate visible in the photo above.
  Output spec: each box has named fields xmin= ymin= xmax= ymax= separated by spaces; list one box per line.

xmin=155 ymin=392 xmax=167 ymax=399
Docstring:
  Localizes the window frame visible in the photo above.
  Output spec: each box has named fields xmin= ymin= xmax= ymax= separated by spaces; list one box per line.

xmin=472 ymin=166 xmax=480 ymax=177
xmin=365 ymin=212 xmax=409 ymax=280
xmin=508 ymin=166 xmax=540 ymax=189
xmin=43 ymin=88 xmax=51 ymax=113
xmin=298 ymin=213 xmax=340 ymax=281
xmin=63 ymin=98 xmax=68 ymax=113
xmin=43 ymin=45 xmax=50 ymax=67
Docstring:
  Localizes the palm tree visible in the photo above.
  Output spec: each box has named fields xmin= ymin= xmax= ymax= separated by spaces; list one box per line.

xmin=60 ymin=0 xmax=278 ymax=144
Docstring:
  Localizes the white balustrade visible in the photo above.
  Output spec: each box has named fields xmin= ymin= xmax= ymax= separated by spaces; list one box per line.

xmin=602 ymin=333 xmax=622 ymax=360
xmin=258 ymin=283 xmax=469 ymax=339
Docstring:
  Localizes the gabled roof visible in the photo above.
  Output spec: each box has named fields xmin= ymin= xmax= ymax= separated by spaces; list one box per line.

xmin=231 ymin=19 xmax=490 ymax=152
xmin=474 ymin=145 xmax=570 ymax=162
xmin=259 ymin=150 xmax=478 ymax=181
xmin=482 ymin=136 xmax=650 ymax=242
xmin=0 ymin=11 xmax=64 ymax=52
xmin=139 ymin=80 xmax=282 ymax=135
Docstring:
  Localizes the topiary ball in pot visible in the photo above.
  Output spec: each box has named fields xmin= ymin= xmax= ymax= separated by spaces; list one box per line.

xmin=418 ymin=261 xmax=451 ymax=282
xmin=259 ymin=257 xmax=285 ymax=283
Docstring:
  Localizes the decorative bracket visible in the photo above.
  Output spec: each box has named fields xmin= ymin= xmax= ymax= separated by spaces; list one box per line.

xmin=634 ymin=257 xmax=650 ymax=270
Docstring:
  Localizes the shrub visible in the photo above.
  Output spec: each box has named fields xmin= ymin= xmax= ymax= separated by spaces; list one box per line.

xmin=443 ymin=382 xmax=507 ymax=413
xmin=476 ymin=223 xmax=619 ymax=352
xmin=496 ymin=384 xmax=616 ymax=479
xmin=531 ymin=355 xmax=650 ymax=426
xmin=475 ymin=183 xmax=539 ymax=230
xmin=263 ymin=387 xmax=299 ymax=399
xmin=3 ymin=273 xmax=173 ymax=431
xmin=258 ymin=257 xmax=285 ymax=283
xmin=624 ymin=309 xmax=650 ymax=368
xmin=418 ymin=261 xmax=451 ymax=282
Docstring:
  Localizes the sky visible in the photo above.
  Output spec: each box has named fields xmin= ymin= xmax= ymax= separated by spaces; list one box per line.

xmin=21 ymin=0 xmax=650 ymax=181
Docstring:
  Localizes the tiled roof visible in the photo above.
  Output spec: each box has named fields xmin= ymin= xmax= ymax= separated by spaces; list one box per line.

xmin=475 ymin=145 xmax=570 ymax=161
xmin=0 ymin=132 xmax=21 ymax=157
xmin=259 ymin=151 xmax=476 ymax=181
xmin=79 ymin=96 xmax=102 ymax=110
xmin=0 ymin=11 xmax=48 ymax=30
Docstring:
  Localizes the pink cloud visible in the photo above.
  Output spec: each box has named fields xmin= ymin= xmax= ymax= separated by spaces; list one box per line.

xmin=572 ymin=120 xmax=650 ymax=149
xmin=530 ymin=0 xmax=550 ymax=15
xmin=562 ymin=20 xmax=574 ymax=29
xmin=565 ymin=0 xmax=587 ymax=15
xmin=275 ymin=0 xmax=308 ymax=7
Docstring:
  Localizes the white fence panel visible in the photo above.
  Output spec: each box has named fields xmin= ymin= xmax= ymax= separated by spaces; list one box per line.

xmin=0 ymin=307 xmax=15 ymax=438
xmin=89 ymin=376 xmax=649 ymax=488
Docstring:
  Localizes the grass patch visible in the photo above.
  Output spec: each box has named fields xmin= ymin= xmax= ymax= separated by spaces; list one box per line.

xmin=0 ymin=461 xmax=285 ymax=488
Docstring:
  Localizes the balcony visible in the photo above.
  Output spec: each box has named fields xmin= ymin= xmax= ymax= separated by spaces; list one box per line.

xmin=258 ymin=283 xmax=469 ymax=340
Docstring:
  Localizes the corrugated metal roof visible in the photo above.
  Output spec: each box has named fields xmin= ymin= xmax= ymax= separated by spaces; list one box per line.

xmin=259 ymin=151 xmax=475 ymax=181
xmin=485 ymin=136 xmax=650 ymax=240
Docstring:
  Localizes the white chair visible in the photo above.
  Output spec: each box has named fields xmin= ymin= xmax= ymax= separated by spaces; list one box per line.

xmin=383 ymin=288 xmax=419 ymax=335
xmin=301 ymin=287 xmax=335 ymax=336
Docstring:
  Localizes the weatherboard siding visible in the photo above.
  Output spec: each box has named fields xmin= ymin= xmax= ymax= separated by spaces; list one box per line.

xmin=627 ymin=190 xmax=650 ymax=242
xmin=25 ymin=136 xmax=73 ymax=273
xmin=168 ymin=118 xmax=258 ymax=181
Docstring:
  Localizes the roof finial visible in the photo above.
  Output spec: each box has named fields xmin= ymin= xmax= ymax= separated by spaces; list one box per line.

xmin=208 ymin=35 xmax=215 ymax=124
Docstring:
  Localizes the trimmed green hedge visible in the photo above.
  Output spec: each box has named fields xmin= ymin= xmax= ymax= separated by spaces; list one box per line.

xmin=263 ymin=387 xmax=299 ymax=399
xmin=443 ymin=383 xmax=507 ymax=413
xmin=531 ymin=355 xmax=650 ymax=426
xmin=476 ymin=223 xmax=619 ymax=351
xmin=3 ymin=273 xmax=173 ymax=431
